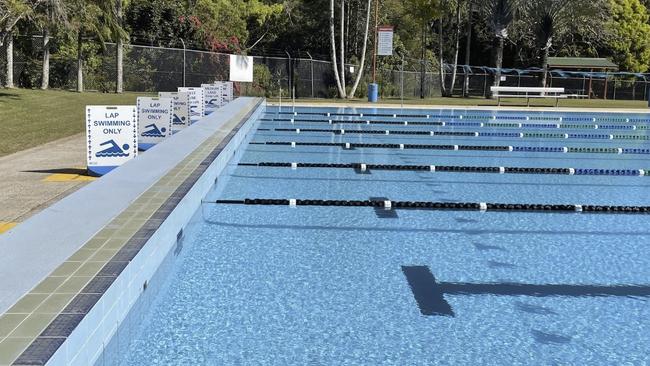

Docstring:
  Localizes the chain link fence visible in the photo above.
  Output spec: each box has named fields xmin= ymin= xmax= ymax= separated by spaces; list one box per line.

xmin=2 ymin=35 xmax=650 ymax=101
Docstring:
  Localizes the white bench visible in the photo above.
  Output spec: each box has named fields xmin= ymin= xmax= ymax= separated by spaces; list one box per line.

xmin=491 ymin=86 xmax=567 ymax=107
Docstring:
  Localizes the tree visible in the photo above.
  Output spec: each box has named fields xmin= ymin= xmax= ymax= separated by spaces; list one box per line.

xmin=478 ymin=0 xmax=518 ymax=90
xmin=65 ymin=0 xmax=125 ymax=92
xmin=607 ymin=0 xmax=650 ymax=72
xmin=329 ymin=0 xmax=345 ymax=97
xmin=348 ymin=0 xmax=371 ymax=98
xmin=520 ymin=0 xmax=607 ymax=87
xmin=34 ymin=0 xmax=66 ymax=89
xmin=1 ymin=0 xmax=46 ymax=87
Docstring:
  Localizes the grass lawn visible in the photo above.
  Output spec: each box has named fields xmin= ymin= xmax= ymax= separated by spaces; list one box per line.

xmin=268 ymin=96 xmax=649 ymax=109
xmin=0 ymin=88 xmax=153 ymax=157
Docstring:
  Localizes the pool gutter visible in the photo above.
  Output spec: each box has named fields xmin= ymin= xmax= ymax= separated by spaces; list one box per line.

xmin=0 ymin=97 xmax=264 ymax=365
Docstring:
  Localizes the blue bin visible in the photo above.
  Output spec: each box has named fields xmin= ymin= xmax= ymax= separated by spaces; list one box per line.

xmin=368 ymin=83 xmax=378 ymax=103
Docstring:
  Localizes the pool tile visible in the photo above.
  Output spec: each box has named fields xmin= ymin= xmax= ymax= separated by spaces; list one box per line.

xmin=0 ymin=313 xmax=27 ymax=338
xmin=31 ymin=277 xmax=67 ymax=294
xmin=39 ymin=314 xmax=85 ymax=338
xmin=81 ymin=276 xmax=115 ymax=294
xmin=6 ymin=294 xmax=48 ymax=314
xmin=8 ymin=313 xmax=57 ymax=338
xmin=0 ymin=338 xmax=32 ymax=365
xmin=74 ymin=262 xmax=106 ymax=277
xmin=101 ymin=238 xmax=127 ymax=250
xmin=55 ymin=277 xmax=93 ymax=294
xmin=50 ymin=262 xmax=81 ymax=277
xmin=97 ymin=261 xmax=128 ymax=277
xmin=66 ymin=249 xmax=96 ymax=262
xmin=33 ymin=294 xmax=75 ymax=314
xmin=12 ymin=337 xmax=65 ymax=365
xmin=88 ymin=249 xmax=119 ymax=262
xmin=61 ymin=294 xmax=102 ymax=315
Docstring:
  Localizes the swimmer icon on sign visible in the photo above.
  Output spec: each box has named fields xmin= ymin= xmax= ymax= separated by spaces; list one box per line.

xmin=96 ymin=140 xmax=130 ymax=157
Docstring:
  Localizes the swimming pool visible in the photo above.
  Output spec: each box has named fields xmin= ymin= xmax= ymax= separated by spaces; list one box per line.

xmin=112 ymin=106 xmax=650 ymax=365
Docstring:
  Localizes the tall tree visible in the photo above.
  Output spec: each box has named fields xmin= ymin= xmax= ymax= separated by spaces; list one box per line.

xmin=65 ymin=0 xmax=124 ymax=92
xmin=520 ymin=0 xmax=607 ymax=87
xmin=1 ymin=0 xmax=45 ymax=87
xmin=479 ymin=0 xmax=518 ymax=90
xmin=607 ymin=0 xmax=650 ymax=72
xmin=348 ymin=0 xmax=371 ymax=98
xmin=329 ymin=0 xmax=345 ymax=97
xmin=36 ymin=0 xmax=66 ymax=89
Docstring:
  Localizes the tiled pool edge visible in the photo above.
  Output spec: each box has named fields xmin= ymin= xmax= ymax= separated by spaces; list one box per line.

xmin=0 ymin=98 xmax=263 ymax=366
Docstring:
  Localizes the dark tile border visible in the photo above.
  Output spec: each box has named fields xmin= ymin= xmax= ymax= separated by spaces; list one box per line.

xmin=12 ymin=100 xmax=263 ymax=366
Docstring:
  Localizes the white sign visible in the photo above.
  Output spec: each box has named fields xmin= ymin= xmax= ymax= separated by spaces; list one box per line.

xmin=229 ymin=55 xmax=254 ymax=82
xmin=178 ymin=87 xmax=204 ymax=123
xmin=159 ymin=91 xmax=190 ymax=132
xmin=86 ymin=105 xmax=137 ymax=176
xmin=378 ymin=26 xmax=394 ymax=56
xmin=137 ymin=97 xmax=173 ymax=150
xmin=217 ymin=81 xmax=234 ymax=102
xmin=201 ymin=83 xmax=223 ymax=115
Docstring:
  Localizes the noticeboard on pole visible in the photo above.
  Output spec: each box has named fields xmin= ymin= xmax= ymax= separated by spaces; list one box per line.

xmin=377 ymin=26 xmax=394 ymax=56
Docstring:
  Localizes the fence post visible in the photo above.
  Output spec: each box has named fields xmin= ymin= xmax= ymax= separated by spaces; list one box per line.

xmin=285 ymin=51 xmax=292 ymax=97
xmin=180 ymin=39 xmax=186 ymax=87
xmin=400 ymin=53 xmax=405 ymax=109
xmin=307 ymin=52 xmax=314 ymax=98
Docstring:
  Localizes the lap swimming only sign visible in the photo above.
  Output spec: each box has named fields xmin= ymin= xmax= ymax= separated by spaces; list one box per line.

xmin=159 ymin=91 xmax=189 ymax=132
xmin=137 ymin=96 xmax=173 ymax=150
xmin=178 ymin=87 xmax=204 ymax=123
xmin=201 ymin=83 xmax=222 ymax=115
xmin=86 ymin=105 xmax=137 ymax=176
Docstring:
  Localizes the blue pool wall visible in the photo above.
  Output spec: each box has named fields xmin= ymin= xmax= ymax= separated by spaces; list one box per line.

xmin=43 ymin=100 xmax=265 ymax=365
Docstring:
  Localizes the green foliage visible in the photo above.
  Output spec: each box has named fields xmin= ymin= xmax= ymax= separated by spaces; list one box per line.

xmin=608 ymin=0 xmax=650 ymax=72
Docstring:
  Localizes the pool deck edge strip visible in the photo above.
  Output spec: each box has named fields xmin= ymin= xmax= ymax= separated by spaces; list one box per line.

xmin=211 ymin=199 xmax=650 ymax=214
xmin=5 ymin=98 xmax=263 ymax=366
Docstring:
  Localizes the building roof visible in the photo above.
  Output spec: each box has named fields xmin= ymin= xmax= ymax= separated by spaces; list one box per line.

xmin=547 ymin=57 xmax=619 ymax=70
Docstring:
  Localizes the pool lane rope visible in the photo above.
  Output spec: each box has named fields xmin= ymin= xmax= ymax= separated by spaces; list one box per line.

xmin=238 ymin=162 xmax=647 ymax=177
xmin=209 ymin=198 xmax=650 ymax=214
xmin=262 ymin=118 xmax=650 ymax=131
xmin=258 ymin=141 xmax=650 ymax=155
xmin=268 ymin=112 xmax=650 ymax=124
xmin=271 ymin=128 xmax=650 ymax=141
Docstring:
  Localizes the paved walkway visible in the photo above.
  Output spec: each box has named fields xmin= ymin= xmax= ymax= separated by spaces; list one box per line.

xmin=0 ymin=133 xmax=93 ymax=228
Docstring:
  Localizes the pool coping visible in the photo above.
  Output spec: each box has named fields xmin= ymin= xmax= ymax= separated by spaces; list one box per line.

xmin=0 ymin=97 xmax=263 ymax=365
xmin=268 ymin=102 xmax=650 ymax=114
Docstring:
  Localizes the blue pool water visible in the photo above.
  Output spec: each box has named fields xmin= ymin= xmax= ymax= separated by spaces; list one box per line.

xmin=118 ymin=106 xmax=650 ymax=365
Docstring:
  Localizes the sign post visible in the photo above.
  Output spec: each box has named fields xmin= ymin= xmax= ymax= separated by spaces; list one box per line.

xmin=178 ymin=87 xmax=204 ymax=123
xmin=86 ymin=105 xmax=137 ymax=176
xmin=159 ymin=91 xmax=190 ymax=133
xmin=137 ymin=97 xmax=173 ymax=151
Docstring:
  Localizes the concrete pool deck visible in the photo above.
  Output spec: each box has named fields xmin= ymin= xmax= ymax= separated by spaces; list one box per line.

xmin=0 ymin=134 xmax=93 ymax=230
xmin=0 ymin=98 xmax=263 ymax=365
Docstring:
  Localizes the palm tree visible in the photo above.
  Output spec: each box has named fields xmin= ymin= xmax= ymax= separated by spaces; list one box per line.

xmin=35 ymin=0 xmax=67 ymax=89
xmin=520 ymin=0 xmax=604 ymax=88
xmin=65 ymin=0 xmax=125 ymax=92
xmin=478 ymin=0 xmax=518 ymax=90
